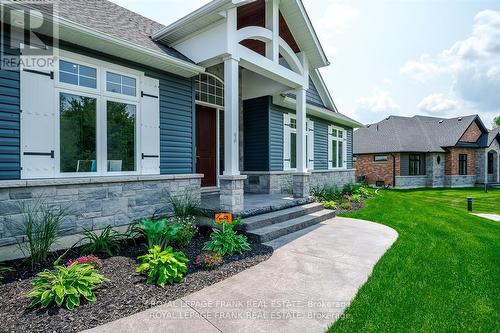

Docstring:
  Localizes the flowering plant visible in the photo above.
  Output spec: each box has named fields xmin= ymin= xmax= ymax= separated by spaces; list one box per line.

xmin=66 ymin=255 xmax=103 ymax=270
xmin=195 ymin=251 xmax=223 ymax=269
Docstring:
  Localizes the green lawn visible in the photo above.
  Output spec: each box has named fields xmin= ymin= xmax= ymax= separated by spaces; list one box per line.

xmin=329 ymin=188 xmax=500 ymax=332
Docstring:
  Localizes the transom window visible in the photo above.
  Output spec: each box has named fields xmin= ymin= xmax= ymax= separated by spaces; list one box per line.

xmin=328 ymin=125 xmax=346 ymax=169
xmin=195 ymin=73 xmax=224 ymax=107
xmin=106 ymin=72 xmax=136 ymax=97
xmin=374 ymin=155 xmax=388 ymax=162
xmin=59 ymin=60 xmax=97 ymax=89
xmin=57 ymin=58 xmax=140 ymax=176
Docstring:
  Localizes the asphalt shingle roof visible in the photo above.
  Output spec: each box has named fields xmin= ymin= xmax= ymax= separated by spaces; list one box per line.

xmin=489 ymin=127 xmax=500 ymax=145
xmin=18 ymin=0 xmax=193 ymax=63
xmin=353 ymin=115 xmax=481 ymax=154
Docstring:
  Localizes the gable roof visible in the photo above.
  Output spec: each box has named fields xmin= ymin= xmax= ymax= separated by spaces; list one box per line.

xmin=354 ymin=115 xmax=487 ymax=154
xmin=489 ymin=127 xmax=500 ymax=146
xmin=14 ymin=0 xmax=203 ymax=77
xmin=151 ymin=0 xmax=329 ymax=69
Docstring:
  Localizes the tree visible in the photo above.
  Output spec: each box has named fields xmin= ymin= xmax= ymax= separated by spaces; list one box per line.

xmin=493 ymin=116 xmax=500 ymax=128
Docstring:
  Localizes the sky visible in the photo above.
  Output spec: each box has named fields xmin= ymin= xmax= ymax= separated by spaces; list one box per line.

xmin=109 ymin=0 xmax=500 ymax=129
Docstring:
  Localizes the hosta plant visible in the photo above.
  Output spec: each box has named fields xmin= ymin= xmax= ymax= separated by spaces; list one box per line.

xmin=136 ymin=219 xmax=181 ymax=250
xmin=136 ymin=245 xmax=189 ymax=287
xmin=28 ymin=260 xmax=107 ymax=310
xmin=203 ymin=219 xmax=251 ymax=256
xmin=66 ymin=255 xmax=103 ymax=270
xmin=323 ymin=201 xmax=337 ymax=210
xmin=340 ymin=202 xmax=353 ymax=210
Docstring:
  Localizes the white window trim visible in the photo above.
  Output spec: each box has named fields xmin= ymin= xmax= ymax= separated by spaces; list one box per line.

xmin=53 ymin=51 xmax=144 ymax=177
xmin=328 ymin=124 xmax=347 ymax=170
xmin=283 ymin=113 xmax=314 ymax=171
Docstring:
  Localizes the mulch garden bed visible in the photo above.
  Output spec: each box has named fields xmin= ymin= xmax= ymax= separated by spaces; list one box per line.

xmin=336 ymin=201 xmax=365 ymax=215
xmin=0 ymin=227 xmax=273 ymax=333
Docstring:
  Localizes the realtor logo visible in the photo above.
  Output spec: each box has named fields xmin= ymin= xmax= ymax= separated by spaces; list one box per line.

xmin=0 ymin=0 xmax=58 ymax=71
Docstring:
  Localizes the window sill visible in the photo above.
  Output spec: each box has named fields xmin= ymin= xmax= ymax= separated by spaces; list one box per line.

xmin=0 ymin=174 xmax=204 ymax=189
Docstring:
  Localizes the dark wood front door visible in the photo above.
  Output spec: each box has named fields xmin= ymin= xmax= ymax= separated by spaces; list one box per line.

xmin=196 ymin=105 xmax=217 ymax=187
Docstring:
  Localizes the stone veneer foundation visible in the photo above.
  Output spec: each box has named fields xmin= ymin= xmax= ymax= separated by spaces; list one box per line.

xmin=0 ymin=174 xmax=202 ymax=247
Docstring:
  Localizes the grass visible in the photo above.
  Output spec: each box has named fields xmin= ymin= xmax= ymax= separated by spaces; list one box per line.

xmin=328 ymin=188 xmax=500 ymax=332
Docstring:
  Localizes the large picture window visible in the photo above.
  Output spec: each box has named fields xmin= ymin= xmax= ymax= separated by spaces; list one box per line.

xmin=106 ymin=101 xmax=137 ymax=172
xmin=60 ymin=93 xmax=97 ymax=173
xmin=459 ymin=154 xmax=468 ymax=175
xmin=328 ymin=125 xmax=346 ymax=169
xmin=283 ymin=115 xmax=314 ymax=170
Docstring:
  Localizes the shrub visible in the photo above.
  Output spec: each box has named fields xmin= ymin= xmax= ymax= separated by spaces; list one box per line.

xmin=66 ymin=255 xmax=103 ymax=270
xmin=203 ymin=219 xmax=251 ymax=256
xmin=323 ymin=201 xmax=337 ymax=210
xmin=0 ymin=264 xmax=12 ymax=283
xmin=311 ymin=185 xmax=342 ymax=202
xmin=342 ymin=183 xmax=363 ymax=196
xmin=136 ymin=245 xmax=189 ymax=287
xmin=28 ymin=260 xmax=106 ymax=310
xmin=170 ymin=216 xmax=198 ymax=248
xmin=17 ymin=198 xmax=69 ymax=266
xmin=81 ymin=226 xmax=122 ymax=257
xmin=350 ymin=194 xmax=362 ymax=203
xmin=168 ymin=191 xmax=200 ymax=218
xmin=355 ymin=186 xmax=372 ymax=198
xmin=136 ymin=218 xmax=181 ymax=250
xmin=340 ymin=202 xmax=353 ymax=210
xmin=195 ymin=251 xmax=223 ymax=269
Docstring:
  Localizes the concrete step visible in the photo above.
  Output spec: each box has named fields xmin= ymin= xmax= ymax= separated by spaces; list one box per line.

xmin=246 ymin=209 xmax=336 ymax=243
xmin=241 ymin=202 xmax=324 ymax=231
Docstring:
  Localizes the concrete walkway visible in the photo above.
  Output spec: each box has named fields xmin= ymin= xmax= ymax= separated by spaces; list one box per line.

xmin=472 ymin=213 xmax=500 ymax=222
xmin=83 ymin=217 xmax=398 ymax=333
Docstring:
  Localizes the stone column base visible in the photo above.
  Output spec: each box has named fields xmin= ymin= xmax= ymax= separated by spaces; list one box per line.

xmin=219 ymin=175 xmax=247 ymax=213
xmin=293 ymin=172 xmax=310 ymax=198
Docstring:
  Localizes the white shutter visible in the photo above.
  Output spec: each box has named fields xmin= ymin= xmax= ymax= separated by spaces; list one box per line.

xmin=140 ymin=76 xmax=160 ymax=175
xmin=283 ymin=113 xmax=291 ymax=170
xmin=307 ymin=119 xmax=314 ymax=170
xmin=20 ymin=70 xmax=55 ymax=179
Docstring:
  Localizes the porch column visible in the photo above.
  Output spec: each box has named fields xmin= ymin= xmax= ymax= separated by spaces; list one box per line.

xmin=265 ymin=0 xmax=279 ymax=62
xmin=293 ymin=87 xmax=310 ymax=198
xmin=220 ymin=56 xmax=246 ymax=213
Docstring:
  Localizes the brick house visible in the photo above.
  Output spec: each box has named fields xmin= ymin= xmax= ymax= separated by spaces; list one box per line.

xmin=353 ymin=115 xmax=500 ymax=188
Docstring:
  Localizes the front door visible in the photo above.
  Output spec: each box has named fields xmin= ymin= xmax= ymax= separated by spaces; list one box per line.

xmin=196 ymin=105 xmax=217 ymax=187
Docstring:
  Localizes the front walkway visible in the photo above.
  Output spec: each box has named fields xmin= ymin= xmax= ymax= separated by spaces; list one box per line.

xmin=83 ymin=217 xmax=398 ymax=333
xmin=472 ymin=213 xmax=500 ymax=222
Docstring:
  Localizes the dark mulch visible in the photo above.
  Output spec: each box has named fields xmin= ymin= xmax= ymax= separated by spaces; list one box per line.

xmin=336 ymin=201 xmax=365 ymax=215
xmin=0 ymin=227 xmax=273 ymax=333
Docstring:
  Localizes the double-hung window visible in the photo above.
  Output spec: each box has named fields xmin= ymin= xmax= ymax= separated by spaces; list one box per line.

xmin=56 ymin=58 xmax=141 ymax=176
xmin=328 ymin=125 xmax=346 ymax=169
xmin=283 ymin=114 xmax=314 ymax=170
xmin=459 ymin=154 xmax=468 ymax=175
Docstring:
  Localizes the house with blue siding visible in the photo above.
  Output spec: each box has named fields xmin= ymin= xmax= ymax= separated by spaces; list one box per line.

xmin=0 ymin=0 xmax=361 ymax=247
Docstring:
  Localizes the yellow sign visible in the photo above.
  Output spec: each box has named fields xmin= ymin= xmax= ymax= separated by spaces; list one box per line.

xmin=215 ymin=213 xmax=233 ymax=224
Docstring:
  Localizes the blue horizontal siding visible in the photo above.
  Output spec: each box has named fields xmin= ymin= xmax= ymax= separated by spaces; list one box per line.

xmin=159 ymin=76 xmax=195 ymax=175
xmin=0 ymin=34 xmax=21 ymax=180
xmin=313 ymin=119 xmax=329 ymax=170
xmin=244 ymin=96 xmax=269 ymax=171
xmin=269 ymin=103 xmax=285 ymax=171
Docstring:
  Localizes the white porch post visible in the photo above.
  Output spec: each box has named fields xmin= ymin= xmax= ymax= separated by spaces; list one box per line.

xmin=265 ymin=0 xmax=279 ymax=62
xmin=296 ymin=87 xmax=307 ymax=173
xmin=223 ymin=57 xmax=240 ymax=176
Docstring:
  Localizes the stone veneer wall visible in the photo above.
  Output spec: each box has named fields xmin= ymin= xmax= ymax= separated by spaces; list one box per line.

xmin=444 ymin=175 xmax=477 ymax=187
xmin=0 ymin=175 xmax=202 ymax=247
xmin=243 ymin=169 xmax=356 ymax=194
xmin=395 ymin=176 xmax=428 ymax=188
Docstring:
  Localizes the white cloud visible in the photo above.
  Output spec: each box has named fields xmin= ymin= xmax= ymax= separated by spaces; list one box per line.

xmin=417 ymin=93 xmax=460 ymax=114
xmin=316 ymin=4 xmax=360 ymax=33
xmin=354 ymin=89 xmax=400 ymax=123
xmin=400 ymin=54 xmax=445 ymax=82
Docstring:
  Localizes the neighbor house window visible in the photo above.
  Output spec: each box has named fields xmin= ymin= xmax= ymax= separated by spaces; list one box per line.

xmin=328 ymin=125 xmax=346 ymax=169
xmin=57 ymin=58 xmax=141 ymax=176
xmin=488 ymin=153 xmax=494 ymax=174
xmin=459 ymin=154 xmax=468 ymax=175
xmin=106 ymin=72 xmax=136 ymax=96
xmin=283 ymin=115 xmax=314 ymax=170
xmin=374 ymin=155 xmax=388 ymax=162
xmin=59 ymin=60 xmax=97 ymax=89
xmin=409 ymin=154 xmax=421 ymax=176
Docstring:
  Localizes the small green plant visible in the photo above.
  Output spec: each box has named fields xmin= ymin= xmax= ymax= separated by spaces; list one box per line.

xmin=311 ymin=185 xmax=342 ymax=202
xmin=17 ymin=198 xmax=69 ymax=266
xmin=136 ymin=245 xmax=189 ymax=287
xmin=27 ymin=259 xmax=106 ymax=310
xmin=0 ymin=264 xmax=12 ymax=282
xmin=137 ymin=218 xmax=181 ymax=249
xmin=342 ymin=183 xmax=363 ymax=196
xmin=350 ymin=194 xmax=362 ymax=203
xmin=195 ymin=251 xmax=223 ymax=269
xmin=323 ymin=201 xmax=337 ymax=210
xmin=170 ymin=216 xmax=198 ymax=248
xmin=66 ymin=255 xmax=103 ymax=270
xmin=81 ymin=225 xmax=122 ymax=256
xmin=203 ymin=219 xmax=251 ymax=256
xmin=340 ymin=202 xmax=353 ymax=210
xmin=168 ymin=191 xmax=200 ymax=218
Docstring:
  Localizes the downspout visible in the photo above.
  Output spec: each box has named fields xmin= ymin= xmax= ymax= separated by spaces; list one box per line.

xmin=391 ymin=153 xmax=396 ymax=187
